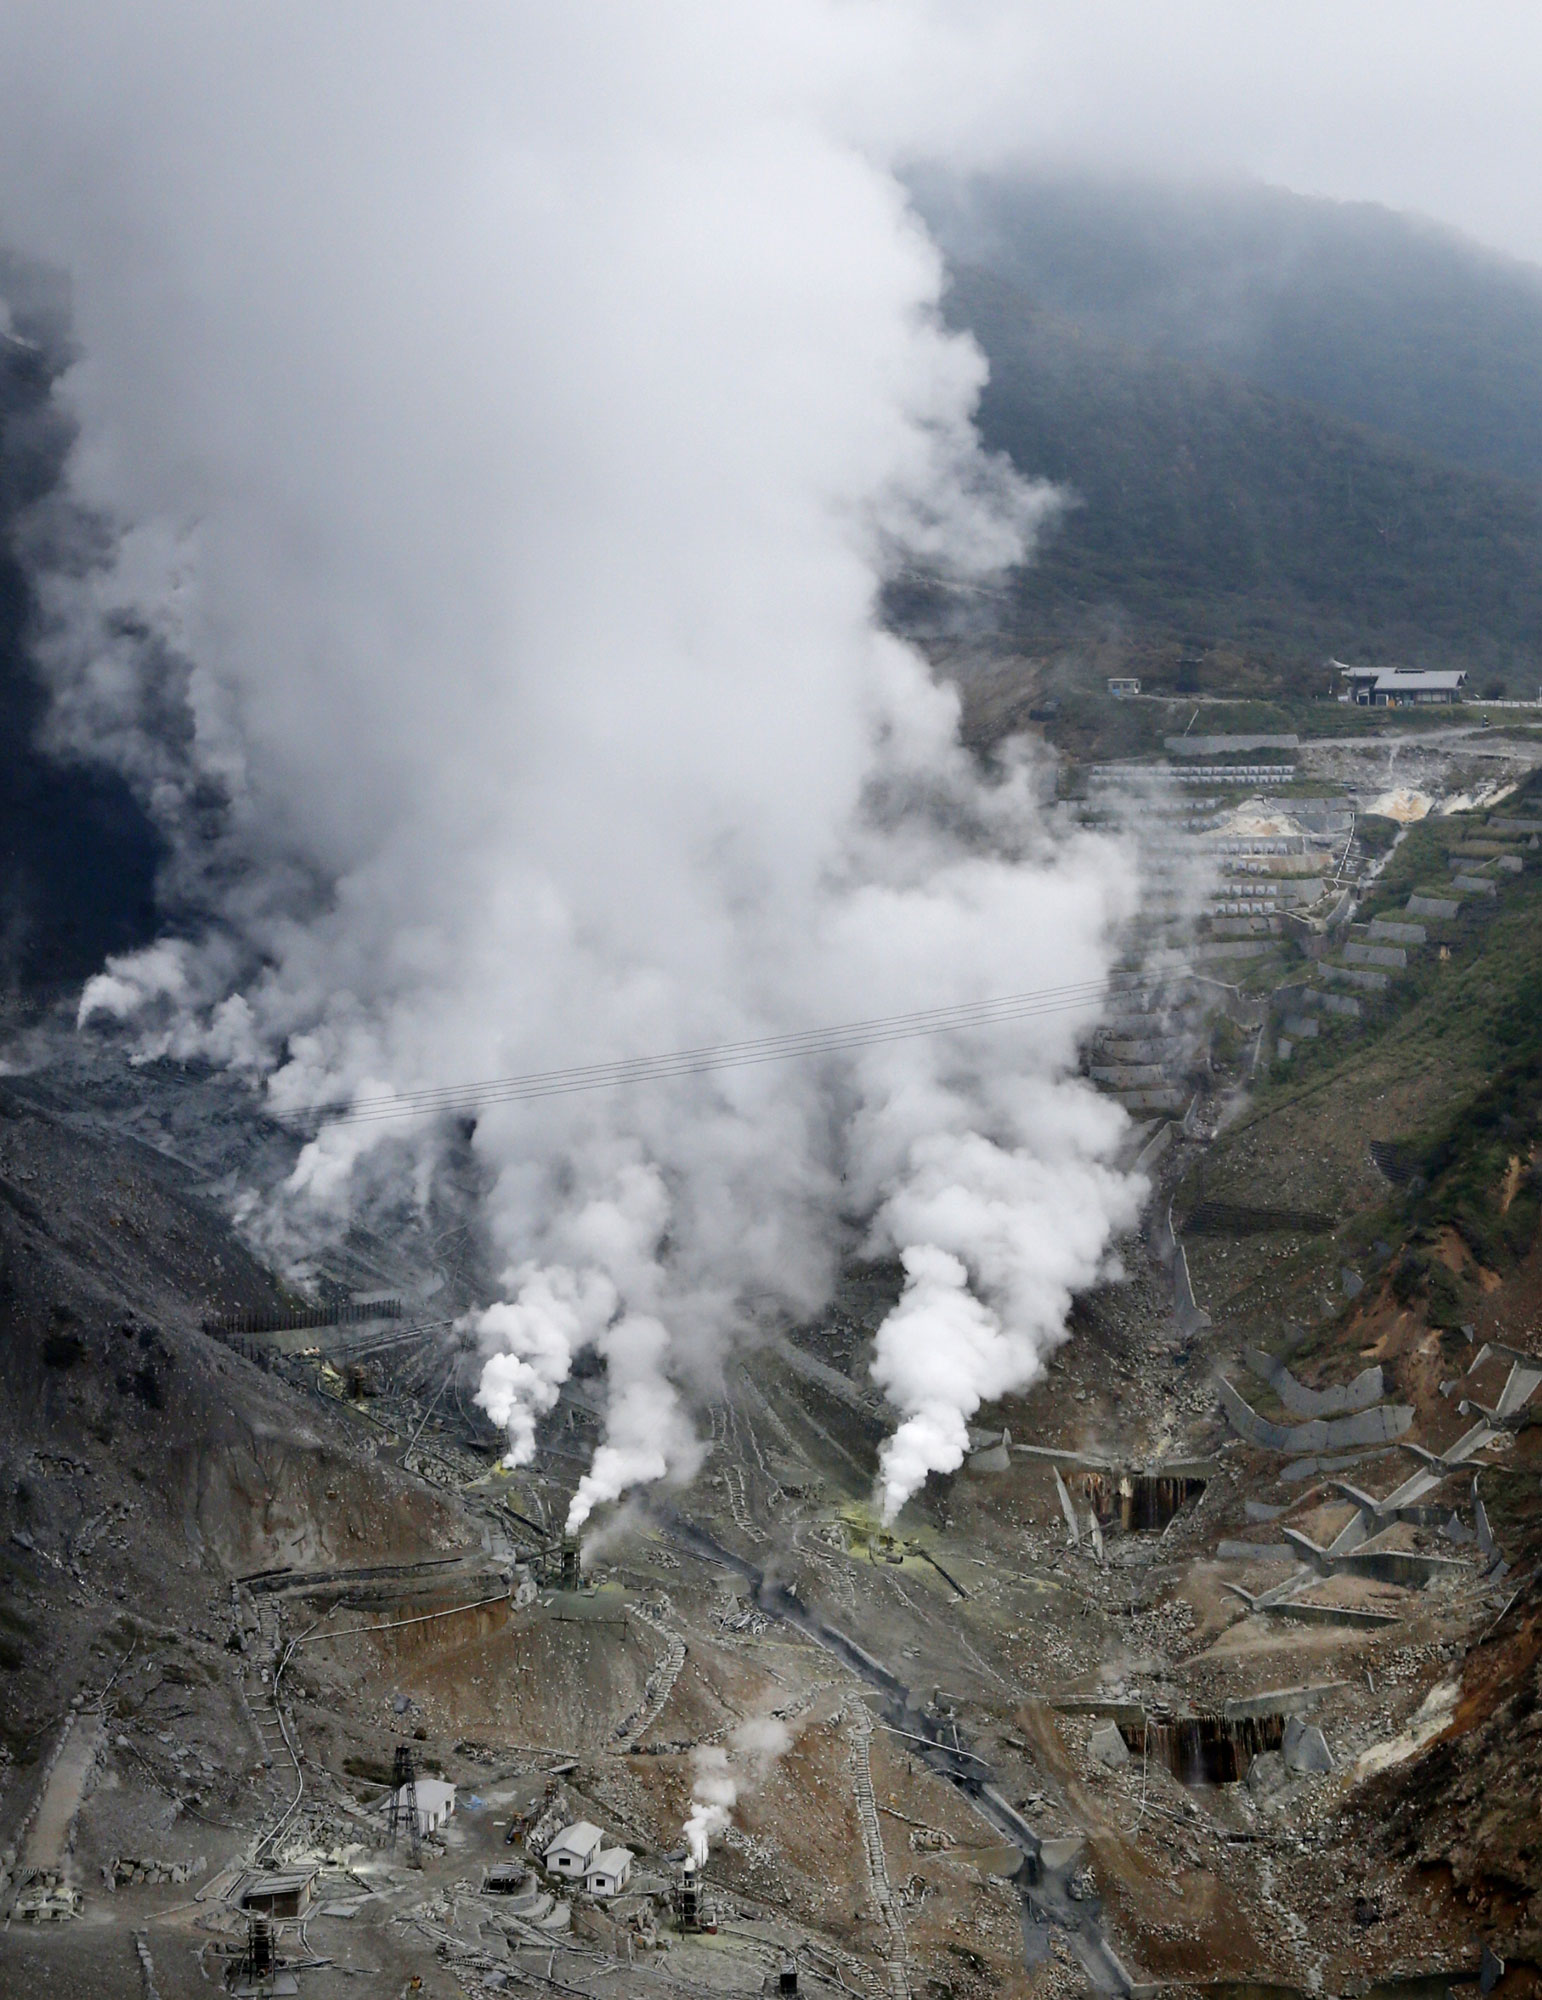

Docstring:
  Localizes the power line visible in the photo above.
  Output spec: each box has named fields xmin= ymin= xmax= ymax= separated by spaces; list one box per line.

xmin=286 ymin=971 xmax=1155 ymax=1129
xmin=332 ymin=977 xmax=1118 ymax=1113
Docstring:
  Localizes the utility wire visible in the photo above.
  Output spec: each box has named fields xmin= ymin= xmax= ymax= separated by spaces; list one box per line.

xmin=338 ymin=977 xmax=1123 ymax=1109
xmin=287 ymin=971 xmax=1156 ymax=1128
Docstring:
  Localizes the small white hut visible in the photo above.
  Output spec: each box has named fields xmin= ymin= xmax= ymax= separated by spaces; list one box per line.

xmin=585 ymin=1846 xmax=634 ymax=1898
xmin=544 ymin=1821 xmax=604 ymax=1877
xmin=389 ymin=1776 xmax=457 ymax=1835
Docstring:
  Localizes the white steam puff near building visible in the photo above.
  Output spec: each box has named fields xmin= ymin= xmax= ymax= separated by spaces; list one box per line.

xmin=544 ymin=1820 xmax=634 ymax=1898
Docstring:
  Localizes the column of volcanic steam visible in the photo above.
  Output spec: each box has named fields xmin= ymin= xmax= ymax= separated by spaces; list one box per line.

xmin=2 ymin=6 xmax=1145 ymax=1533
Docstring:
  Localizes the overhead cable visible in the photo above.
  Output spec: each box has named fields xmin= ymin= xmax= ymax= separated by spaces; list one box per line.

xmin=289 ymin=970 xmax=1156 ymax=1128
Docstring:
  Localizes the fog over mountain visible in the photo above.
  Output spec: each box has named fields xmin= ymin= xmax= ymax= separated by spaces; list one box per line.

xmin=915 ymin=169 xmax=1542 ymax=489
xmin=901 ymin=173 xmax=1542 ymax=684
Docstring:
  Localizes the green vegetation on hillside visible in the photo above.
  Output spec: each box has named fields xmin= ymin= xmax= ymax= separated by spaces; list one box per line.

xmin=949 ymin=268 xmax=1542 ymax=681
xmin=1184 ymin=781 xmax=1542 ymax=1335
xmin=916 ymin=169 xmax=1542 ymax=491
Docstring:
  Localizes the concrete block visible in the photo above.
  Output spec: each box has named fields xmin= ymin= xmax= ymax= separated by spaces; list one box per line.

xmin=1282 ymin=1717 xmax=1333 ymax=1775
xmin=1217 ymin=1376 xmax=1296 ymax=1450
xmin=1324 ymin=964 xmax=1390 ymax=992
xmin=1279 ymin=1446 xmax=1397 ymax=1483
xmin=1264 ymin=1598 xmax=1401 ymax=1628
xmin=1407 ymin=895 xmax=1459 ymax=918
xmin=1223 ymin=1683 xmax=1345 ymax=1721
xmin=1171 ymin=1241 xmax=1211 ymax=1335
xmin=1217 ymin=1374 xmax=1411 ymax=1451
xmin=1133 ymin=1121 xmax=1174 ymax=1174
xmin=1344 ymin=942 xmax=1407 ymax=968
xmin=1325 ymin=1402 xmax=1415 ymax=1446
xmin=1244 ymin=1349 xmax=1384 ymax=1417
xmin=1369 ymin=919 xmax=1426 ymax=944
xmin=1165 ymin=734 xmax=1299 ymax=755
xmin=1111 ymin=1088 xmax=1187 ymax=1113
xmin=1451 ymin=874 xmax=1496 ymax=896
xmin=1101 ymin=1038 xmax=1184 ymax=1063
xmin=1497 ymin=854 xmax=1523 ymax=874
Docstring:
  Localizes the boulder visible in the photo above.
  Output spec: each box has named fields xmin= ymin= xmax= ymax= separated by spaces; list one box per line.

xmin=1282 ymin=1716 xmax=1333 ymax=1775
xmin=1087 ymin=1723 xmax=1129 ymax=1770
xmin=1245 ymin=1751 xmax=1288 ymax=1799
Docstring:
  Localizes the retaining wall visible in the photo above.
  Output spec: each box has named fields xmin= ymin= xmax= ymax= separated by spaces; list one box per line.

xmin=1244 ymin=1349 xmax=1385 ymax=1417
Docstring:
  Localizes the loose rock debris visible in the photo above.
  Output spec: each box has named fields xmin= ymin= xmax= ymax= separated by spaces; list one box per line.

xmin=3 ymin=745 xmax=1542 ymax=1997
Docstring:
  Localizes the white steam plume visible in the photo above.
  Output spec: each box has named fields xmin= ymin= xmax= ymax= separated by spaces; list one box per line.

xmin=0 ymin=7 xmax=1147 ymax=1526
xmin=865 ymin=1105 xmax=1145 ymax=1519
xmin=684 ymin=1716 xmax=793 ymax=1866
xmin=683 ymin=1750 xmax=737 ymax=1870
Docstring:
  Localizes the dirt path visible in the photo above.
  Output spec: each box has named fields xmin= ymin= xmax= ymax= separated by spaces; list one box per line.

xmin=22 ymin=1712 xmax=103 ymax=1873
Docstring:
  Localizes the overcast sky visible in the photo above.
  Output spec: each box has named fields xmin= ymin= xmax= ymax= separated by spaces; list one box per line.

xmin=4 ymin=5 xmax=1539 ymax=265
xmin=865 ymin=1 xmax=1542 ymax=267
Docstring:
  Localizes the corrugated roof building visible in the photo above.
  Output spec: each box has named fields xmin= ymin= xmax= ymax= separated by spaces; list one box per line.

xmin=1337 ymin=664 xmax=1467 ymax=705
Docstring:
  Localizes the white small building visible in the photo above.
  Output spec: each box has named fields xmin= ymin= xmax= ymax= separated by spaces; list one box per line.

xmin=390 ymin=1776 xmax=457 ymax=1835
xmin=585 ymin=1846 xmax=634 ymax=1898
xmin=1107 ymin=676 xmax=1140 ymax=699
xmin=544 ymin=1821 xmax=604 ymax=1877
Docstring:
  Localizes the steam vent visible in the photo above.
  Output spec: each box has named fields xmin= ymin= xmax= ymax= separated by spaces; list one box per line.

xmin=1 ymin=11 xmax=1541 ymax=1999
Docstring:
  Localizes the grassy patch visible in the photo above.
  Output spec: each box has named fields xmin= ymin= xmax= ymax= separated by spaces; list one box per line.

xmin=343 ymin=1753 xmax=396 ymax=1785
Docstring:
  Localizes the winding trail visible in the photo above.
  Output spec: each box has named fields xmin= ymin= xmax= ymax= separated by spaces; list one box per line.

xmin=20 ymin=1711 xmax=103 ymax=1876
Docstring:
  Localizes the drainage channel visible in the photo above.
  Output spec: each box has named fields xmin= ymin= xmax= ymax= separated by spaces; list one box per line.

xmin=656 ymin=1508 xmax=1134 ymax=1996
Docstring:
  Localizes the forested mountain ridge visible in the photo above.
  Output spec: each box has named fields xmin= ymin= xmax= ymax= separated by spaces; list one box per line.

xmin=947 ymin=265 xmax=1542 ymax=681
xmin=916 ymin=170 xmax=1542 ymax=491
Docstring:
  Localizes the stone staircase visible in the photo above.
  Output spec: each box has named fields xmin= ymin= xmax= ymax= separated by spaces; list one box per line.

xmin=847 ymin=1702 xmax=910 ymax=2000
